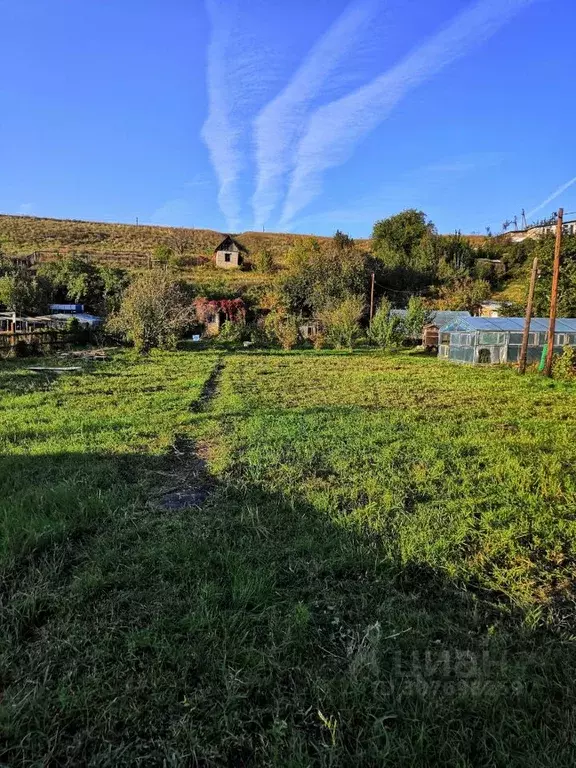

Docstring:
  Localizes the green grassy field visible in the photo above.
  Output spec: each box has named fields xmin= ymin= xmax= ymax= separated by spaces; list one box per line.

xmin=1 ymin=350 xmax=576 ymax=766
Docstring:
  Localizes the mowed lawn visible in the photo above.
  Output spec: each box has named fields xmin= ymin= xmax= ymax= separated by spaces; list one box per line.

xmin=1 ymin=349 xmax=576 ymax=766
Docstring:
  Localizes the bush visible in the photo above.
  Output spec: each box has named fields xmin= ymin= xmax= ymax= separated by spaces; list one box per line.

xmin=13 ymin=340 xmax=29 ymax=357
xmin=405 ymin=296 xmax=433 ymax=339
xmin=264 ymin=312 xmax=299 ymax=350
xmin=313 ymin=332 xmax=326 ymax=350
xmin=253 ymin=249 xmax=275 ymax=273
xmin=318 ymin=296 xmax=364 ymax=349
xmin=218 ymin=320 xmax=245 ymax=343
xmin=368 ymin=301 xmax=406 ymax=350
xmin=107 ymin=271 xmax=195 ymax=353
xmin=553 ymin=345 xmax=576 ymax=380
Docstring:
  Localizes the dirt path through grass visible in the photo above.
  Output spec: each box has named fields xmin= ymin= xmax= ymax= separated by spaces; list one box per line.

xmin=157 ymin=356 xmax=225 ymax=511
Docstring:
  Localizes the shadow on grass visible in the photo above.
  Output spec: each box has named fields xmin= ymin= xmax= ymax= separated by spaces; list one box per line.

xmin=1 ymin=450 xmax=575 ymax=767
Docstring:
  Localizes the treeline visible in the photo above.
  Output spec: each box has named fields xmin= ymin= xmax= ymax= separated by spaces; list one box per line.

xmin=0 ymin=253 xmax=129 ymax=315
xmin=2 ymin=209 xmax=576 ymax=354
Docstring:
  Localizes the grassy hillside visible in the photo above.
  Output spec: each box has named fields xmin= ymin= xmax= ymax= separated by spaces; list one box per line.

xmin=0 ymin=213 xmax=504 ymax=302
xmin=2 ymin=349 xmax=576 ymax=765
xmin=0 ymin=214 xmax=374 ymax=297
xmin=0 ymin=214 xmax=370 ymax=265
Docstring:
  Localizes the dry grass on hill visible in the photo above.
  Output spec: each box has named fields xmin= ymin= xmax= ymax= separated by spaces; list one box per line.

xmin=0 ymin=214 xmax=371 ymax=268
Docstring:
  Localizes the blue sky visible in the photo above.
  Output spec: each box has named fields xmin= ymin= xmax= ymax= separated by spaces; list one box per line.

xmin=0 ymin=0 xmax=574 ymax=237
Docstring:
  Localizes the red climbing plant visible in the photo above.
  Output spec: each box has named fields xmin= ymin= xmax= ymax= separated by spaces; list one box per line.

xmin=194 ymin=297 xmax=246 ymax=323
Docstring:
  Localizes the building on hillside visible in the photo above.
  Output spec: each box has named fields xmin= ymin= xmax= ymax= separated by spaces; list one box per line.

xmin=507 ymin=219 xmax=576 ymax=243
xmin=49 ymin=303 xmax=85 ymax=314
xmin=214 ymin=236 xmax=247 ymax=269
xmin=390 ymin=309 xmax=471 ymax=347
xmin=438 ymin=316 xmax=576 ymax=366
xmin=7 ymin=253 xmax=39 ymax=270
xmin=479 ymin=301 xmax=504 ymax=318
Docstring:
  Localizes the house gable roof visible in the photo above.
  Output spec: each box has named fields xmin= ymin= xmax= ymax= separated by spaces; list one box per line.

xmin=214 ymin=235 xmax=247 ymax=253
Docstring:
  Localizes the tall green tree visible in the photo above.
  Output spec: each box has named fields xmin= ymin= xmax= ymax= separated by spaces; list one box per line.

xmin=281 ymin=234 xmax=371 ymax=315
xmin=0 ymin=269 xmax=52 ymax=314
xmin=373 ymin=210 xmax=436 ymax=258
xmin=532 ymin=233 xmax=576 ymax=317
xmin=372 ymin=210 xmax=438 ymax=292
xmin=39 ymin=255 xmax=129 ymax=314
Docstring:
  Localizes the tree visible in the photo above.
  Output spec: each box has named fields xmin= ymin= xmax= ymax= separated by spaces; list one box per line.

xmin=436 ymin=233 xmax=476 ymax=272
xmin=531 ymin=233 xmax=576 ymax=317
xmin=437 ymin=277 xmax=491 ymax=312
xmin=372 ymin=210 xmax=438 ymax=293
xmin=333 ymin=230 xmax=355 ymax=250
xmin=318 ymin=296 xmax=364 ymax=349
xmin=373 ymin=210 xmax=436 ymax=259
xmin=168 ymin=231 xmax=193 ymax=258
xmin=281 ymin=238 xmax=371 ymax=316
xmin=107 ymin=271 xmax=195 ymax=352
xmin=99 ymin=267 xmax=130 ymax=313
xmin=38 ymin=255 xmax=129 ymax=315
xmin=405 ymin=296 xmax=433 ymax=338
xmin=0 ymin=270 xmax=52 ymax=314
xmin=39 ymin=255 xmax=101 ymax=309
xmin=368 ymin=300 xmax=406 ymax=350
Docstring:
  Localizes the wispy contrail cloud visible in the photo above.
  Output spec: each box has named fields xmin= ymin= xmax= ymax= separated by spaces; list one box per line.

xmin=202 ymin=0 xmax=277 ymax=231
xmin=280 ymin=0 xmax=541 ymax=227
xmin=251 ymin=0 xmax=380 ymax=231
xmin=526 ymin=175 xmax=576 ymax=220
xmin=201 ymin=0 xmax=242 ymax=231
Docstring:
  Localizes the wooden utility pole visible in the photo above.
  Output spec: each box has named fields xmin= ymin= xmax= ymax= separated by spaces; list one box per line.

xmin=518 ymin=257 xmax=538 ymax=374
xmin=543 ymin=208 xmax=564 ymax=376
xmin=369 ymin=273 xmax=375 ymax=322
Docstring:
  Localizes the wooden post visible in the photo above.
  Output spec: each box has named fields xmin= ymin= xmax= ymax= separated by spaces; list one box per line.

xmin=369 ymin=272 xmax=375 ymax=322
xmin=518 ymin=257 xmax=538 ymax=374
xmin=544 ymin=208 xmax=564 ymax=376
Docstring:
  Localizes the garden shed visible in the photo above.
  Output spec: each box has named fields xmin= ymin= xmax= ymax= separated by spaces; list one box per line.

xmin=214 ymin=236 xmax=247 ymax=269
xmin=438 ymin=316 xmax=576 ymax=365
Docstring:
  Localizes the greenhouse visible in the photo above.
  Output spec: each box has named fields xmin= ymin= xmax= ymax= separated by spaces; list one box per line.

xmin=438 ymin=316 xmax=576 ymax=365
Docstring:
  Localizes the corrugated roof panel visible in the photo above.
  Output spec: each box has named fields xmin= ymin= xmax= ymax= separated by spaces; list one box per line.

xmin=440 ymin=316 xmax=576 ymax=332
xmin=390 ymin=310 xmax=471 ymax=324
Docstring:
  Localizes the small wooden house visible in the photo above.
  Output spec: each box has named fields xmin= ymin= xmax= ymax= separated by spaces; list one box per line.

xmin=214 ymin=236 xmax=247 ymax=269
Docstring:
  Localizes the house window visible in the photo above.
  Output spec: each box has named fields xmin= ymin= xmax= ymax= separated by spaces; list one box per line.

xmin=556 ymin=333 xmax=568 ymax=346
xmin=224 ymin=253 xmax=231 ymax=263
